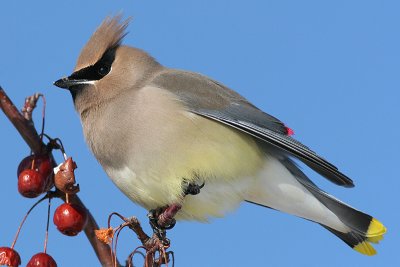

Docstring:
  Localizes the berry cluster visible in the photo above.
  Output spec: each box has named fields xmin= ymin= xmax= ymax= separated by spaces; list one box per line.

xmin=0 ymin=93 xmax=91 ymax=266
xmin=1 ymin=153 xmax=88 ymax=267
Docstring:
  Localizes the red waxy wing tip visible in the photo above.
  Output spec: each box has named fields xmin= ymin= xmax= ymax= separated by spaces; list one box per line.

xmin=286 ymin=126 xmax=295 ymax=136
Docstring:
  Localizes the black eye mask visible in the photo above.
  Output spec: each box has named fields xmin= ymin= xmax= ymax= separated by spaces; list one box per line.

xmin=69 ymin=46 xmax=117 ymax=81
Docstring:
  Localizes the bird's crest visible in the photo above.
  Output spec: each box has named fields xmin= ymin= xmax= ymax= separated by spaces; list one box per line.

xmin=74 ymin=15 xmax=131 ymax=71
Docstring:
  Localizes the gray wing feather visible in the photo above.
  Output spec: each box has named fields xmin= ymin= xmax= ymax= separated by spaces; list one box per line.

xmin=150 ymin=70 xmax=354 ymax=187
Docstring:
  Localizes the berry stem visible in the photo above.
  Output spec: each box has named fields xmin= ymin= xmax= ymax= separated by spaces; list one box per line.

xmin=44 ymin=197 xmax=52 ymax=254
xmin=11 ymin=194 xmax=49 ymax=249
xmin=55 ymin=138 xmax=67 ymax=159
xmin=112 ymin=226 xmax=124 ymax=267
xmin=39 ymin=94 xmax=46 ymax=143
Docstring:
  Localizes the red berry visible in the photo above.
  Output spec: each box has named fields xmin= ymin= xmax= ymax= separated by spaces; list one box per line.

xmin=17 ymin=154 xmax=53 ymax=178
xmin=26 ymin=253 xmax=57 ymax=267
xmin=17 ymin=154 xmax=54 ymax=192
xmin=53 ymin=203 xmax=88 ymax=236
xmin=0 ymin=247 xmax=21 ymax=267
xmin=18 ymin=169 xmax=46 ymax=198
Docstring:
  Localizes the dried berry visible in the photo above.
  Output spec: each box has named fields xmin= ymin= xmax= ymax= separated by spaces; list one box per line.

xmin=53 ymin=203 xmax=88 ymax=236
xmin=0 ymin=247 xmax=21 ymax=267
xmin=54 ymin=157 xmax=79 ymax=194
xmin=26 ymin=253 xmax=57 ymax=267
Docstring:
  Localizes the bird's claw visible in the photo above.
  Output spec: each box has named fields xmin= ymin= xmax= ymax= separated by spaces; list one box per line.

xmin=147 ymin=206 xmax=178 ymax=245
xmin=182 ymin=179 xmax=205 ymax=196
xmin=148 ymin=209 xmax=166 ymax=240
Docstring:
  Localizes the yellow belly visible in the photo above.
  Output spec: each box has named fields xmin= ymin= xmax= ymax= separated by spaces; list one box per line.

xmin=107 ymin=112 xmax=265 ymax=220
xmin=171 ymin=114 xmax=266 ymax=220
xmin=100 ymin=87 xmax=265 ymax=220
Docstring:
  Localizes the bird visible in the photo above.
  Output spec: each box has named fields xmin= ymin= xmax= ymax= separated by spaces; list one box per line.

xmin=54 ymin=16 xmax=386 ymax=255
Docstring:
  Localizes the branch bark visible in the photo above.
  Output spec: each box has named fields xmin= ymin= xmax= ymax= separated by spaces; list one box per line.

xmin=0 ymin=86 xmax=115 ymax=267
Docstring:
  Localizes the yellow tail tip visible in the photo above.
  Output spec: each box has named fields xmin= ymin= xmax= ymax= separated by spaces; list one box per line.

xmin=353 ymin=242 xmax=377 ymax=256
xmin=367 ymin=218 xmax=387 ymax=238
xmin=353 ymin=218 xmax=386 ymax=255
xmin=367 ymin=235 xmax=384 ymax=244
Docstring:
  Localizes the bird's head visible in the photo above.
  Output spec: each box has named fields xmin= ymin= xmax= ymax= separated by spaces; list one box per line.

xmin=54 ymin=15 xmax=161 ymax=115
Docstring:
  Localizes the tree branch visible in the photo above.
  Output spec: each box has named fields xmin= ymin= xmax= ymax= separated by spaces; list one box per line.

xmin=0 ymin=88 xmax=44 ymax=154
xmin=0 ymin=86 xmax=115 ymax=267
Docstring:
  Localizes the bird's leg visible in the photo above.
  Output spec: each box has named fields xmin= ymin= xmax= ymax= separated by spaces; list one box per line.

xmin=147 ymin=179 xmax=205 ymax=244
xmin=157 ymin=204 xmax=182 ymax=230
xmin=148 ymin=204 xmax=182 ymax=244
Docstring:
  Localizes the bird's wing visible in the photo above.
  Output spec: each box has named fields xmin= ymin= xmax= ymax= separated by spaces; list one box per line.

xmin=150 ymin=70 xmax=354 ymax=187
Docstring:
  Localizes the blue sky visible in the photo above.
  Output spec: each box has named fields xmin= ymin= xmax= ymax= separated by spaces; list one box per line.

xmin=0 ymin=1 xmax=398 ymax=266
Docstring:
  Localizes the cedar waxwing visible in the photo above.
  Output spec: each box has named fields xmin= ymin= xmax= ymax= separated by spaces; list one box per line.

xmin=54 ymin=16 xmax=386 ymax=255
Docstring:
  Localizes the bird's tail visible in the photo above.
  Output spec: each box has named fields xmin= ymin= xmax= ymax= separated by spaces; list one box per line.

xmin=246 ymin=157 xmax=386 ymax=255
xmin=306 ymin=182 xmax=386 ymax=256
xmin=322 ymin=222 xmax=385 ymax=256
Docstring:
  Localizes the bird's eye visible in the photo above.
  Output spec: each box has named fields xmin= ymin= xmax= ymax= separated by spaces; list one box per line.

xmin=98 ymin=65 xmax=111 ymax=76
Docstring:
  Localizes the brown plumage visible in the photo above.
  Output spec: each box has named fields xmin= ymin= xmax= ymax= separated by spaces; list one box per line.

xmin=75 ymin=15 xmax=130 ymax=71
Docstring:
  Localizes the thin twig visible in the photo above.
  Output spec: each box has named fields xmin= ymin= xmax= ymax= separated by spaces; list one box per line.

xmin=106 ymin=213 xmax=173 ymax=267
xmin=11 ymin=194 xmax=49 ymax=249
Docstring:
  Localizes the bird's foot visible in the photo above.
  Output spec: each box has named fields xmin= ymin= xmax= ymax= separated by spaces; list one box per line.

xmin=147 ymin=180 xmax=204 ymax=247
xmin=182 ymin=179 xmax=205 ymax=196
xmin=148 ymin=204 xmax=182 ymax=245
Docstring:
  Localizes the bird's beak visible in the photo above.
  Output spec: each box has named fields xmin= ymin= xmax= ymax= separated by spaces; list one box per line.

xmin=54 ymin=77 xmax=78 ymax=89
xmin=54 ymin=77 xmax=91 ymax=90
